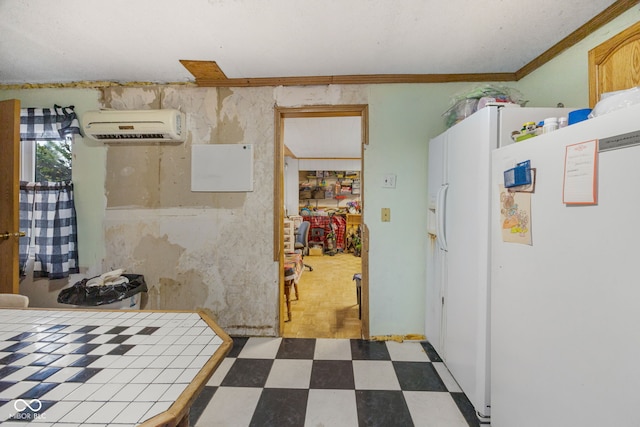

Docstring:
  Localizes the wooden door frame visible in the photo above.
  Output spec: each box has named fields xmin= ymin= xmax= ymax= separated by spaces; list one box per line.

xmin=0 ymin=99 xmax=21 ymax=294
xmin=274 ymin=104 xmax=369 ymax=338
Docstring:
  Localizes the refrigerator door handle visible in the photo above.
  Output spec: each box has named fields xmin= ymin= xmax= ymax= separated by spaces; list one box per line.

xmin=436 ymin=184 xmax=448 ymax=251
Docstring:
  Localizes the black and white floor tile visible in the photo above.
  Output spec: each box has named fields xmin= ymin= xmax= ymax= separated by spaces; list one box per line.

xmin=190 ymin=337 xmax=482 ymax=427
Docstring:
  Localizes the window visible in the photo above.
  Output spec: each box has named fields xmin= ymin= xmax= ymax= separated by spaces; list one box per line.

xmin=21 ymin=137 xmax=72 ymax=182
xmin=19 ymin=105 xmax=79 ymax=182
xmin=18 ymin=106 xmax=80 ymax=279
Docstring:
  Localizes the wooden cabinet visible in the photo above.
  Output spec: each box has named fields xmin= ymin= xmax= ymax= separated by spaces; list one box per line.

xmin=346 ymin=213 xmax=361 ymax=231
xmin=589 ymin=20 xmax=640 ymax=108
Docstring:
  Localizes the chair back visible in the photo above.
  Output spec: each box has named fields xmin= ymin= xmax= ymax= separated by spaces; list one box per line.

xmin=295 ymin=221 xmax=311 ymax=255
xmin=0 ymin=293 xmax=29 ymax=308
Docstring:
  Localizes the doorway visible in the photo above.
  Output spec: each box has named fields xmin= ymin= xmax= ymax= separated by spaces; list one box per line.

xmin=274 ymin=105 xmax=369 ymax=339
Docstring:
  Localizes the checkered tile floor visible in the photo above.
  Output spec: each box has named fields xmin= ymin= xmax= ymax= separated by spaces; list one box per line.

xmin=190 ymin=337 xmax=482 ymax=427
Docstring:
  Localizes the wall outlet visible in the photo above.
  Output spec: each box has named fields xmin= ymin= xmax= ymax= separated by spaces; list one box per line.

xmin=383 ymin=174 xmax=396 ymax=188
xmin=381 ymin=208 xmax=391 ymax=222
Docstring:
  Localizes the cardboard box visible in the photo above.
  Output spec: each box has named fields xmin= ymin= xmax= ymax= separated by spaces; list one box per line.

xmin=309 ymin=246 xmax=324 ymax=256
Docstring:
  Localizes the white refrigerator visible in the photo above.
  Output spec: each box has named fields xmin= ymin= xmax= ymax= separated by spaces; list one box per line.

xmin=490 ymin=103 xmax=640 ymax=427
xmin=426 ymin=105 xmax=573 ymax=421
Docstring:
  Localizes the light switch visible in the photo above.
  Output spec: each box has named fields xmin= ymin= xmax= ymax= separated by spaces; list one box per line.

xmin=381 ymin=208 xmax=391 ymax=222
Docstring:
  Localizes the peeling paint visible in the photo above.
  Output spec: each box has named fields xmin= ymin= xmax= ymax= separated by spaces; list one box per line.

xmin=158 ymin=273 xmax=208 ymax=311
xmin=99 ymin=84 xmax=368 ymax=337
xmin=217 ymin=87 xmax=233 ymax=114
xmin=106 ymin=145 xmax=160 ymax=208
xmin=102 ymin=86 xmax=162 ymax=110
xmin=216 ymin=112 xmax=243 ymax=145
xmin=103 ymin=87 xmax=248 ymax=209
xmin=214 ymin=87 xmax=244 ymax=144
xmin=132 ymin=234 xmax=185 ymax=279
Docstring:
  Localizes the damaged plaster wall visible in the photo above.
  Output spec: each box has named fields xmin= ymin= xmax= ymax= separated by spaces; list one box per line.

xmin=101 ymin=85 xmax=367 ymax=336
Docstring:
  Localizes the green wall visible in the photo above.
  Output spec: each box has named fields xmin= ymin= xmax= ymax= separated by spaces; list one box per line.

xmin=0 ymin=89 xmax=105 ymax=275
xmin=365 ymin=82 xmax=472 ymax=334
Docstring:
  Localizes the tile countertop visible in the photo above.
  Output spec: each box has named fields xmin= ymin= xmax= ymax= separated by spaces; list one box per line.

xmin=0 ymin=308 xmax=232 ymax=427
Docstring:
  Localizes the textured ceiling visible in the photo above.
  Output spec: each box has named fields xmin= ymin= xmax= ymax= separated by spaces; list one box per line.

xmin=0 ymin=0 xmax=623 ymax=85
xmin=285 ymin=116 xmax=361 ymax=158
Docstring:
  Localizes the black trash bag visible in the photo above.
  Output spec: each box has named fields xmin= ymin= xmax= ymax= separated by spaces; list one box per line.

xmin=57 ymin=274 xmax=147 ymax=306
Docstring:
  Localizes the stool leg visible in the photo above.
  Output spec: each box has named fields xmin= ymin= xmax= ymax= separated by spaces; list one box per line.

xmin=284 ymin=281 xmax=292 ymax=321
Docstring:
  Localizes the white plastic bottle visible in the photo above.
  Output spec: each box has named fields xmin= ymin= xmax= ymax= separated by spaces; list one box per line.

xmin=542 ymin=117 xmax=558 ymax=134
xmin=558 ymin=117 xmax=568 ymax=128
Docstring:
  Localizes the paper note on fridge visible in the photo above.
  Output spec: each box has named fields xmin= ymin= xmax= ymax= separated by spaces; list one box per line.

xmin=562 ymin=139 xmax=598 ymax=205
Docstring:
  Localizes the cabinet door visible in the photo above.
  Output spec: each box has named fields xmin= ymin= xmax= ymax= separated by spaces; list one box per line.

xmin=589 ymin=20 xmax=640 ymax=108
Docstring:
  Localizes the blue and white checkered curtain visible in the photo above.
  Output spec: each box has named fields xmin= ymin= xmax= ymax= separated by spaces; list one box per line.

xmin=19 ymin=181 xmax=79 ymax=280
xmin=20 ymin=105 xmax=81 ymax=141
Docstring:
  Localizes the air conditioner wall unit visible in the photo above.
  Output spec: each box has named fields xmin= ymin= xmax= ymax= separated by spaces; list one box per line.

xmin=82 ymin=109 xmax=186 ymax=143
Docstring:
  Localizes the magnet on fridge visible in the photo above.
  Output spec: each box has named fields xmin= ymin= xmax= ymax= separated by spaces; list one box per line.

xmin=504 ymin=160 xmax=532 ymax=188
